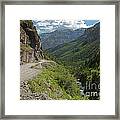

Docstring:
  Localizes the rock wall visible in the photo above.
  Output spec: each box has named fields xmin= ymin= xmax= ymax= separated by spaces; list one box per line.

xmin=20 ymin=20 xmax=44 ymax=64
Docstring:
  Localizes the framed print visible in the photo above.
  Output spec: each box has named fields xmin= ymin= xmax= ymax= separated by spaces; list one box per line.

xmin=0 ymin=0 xmax=119 ymax=119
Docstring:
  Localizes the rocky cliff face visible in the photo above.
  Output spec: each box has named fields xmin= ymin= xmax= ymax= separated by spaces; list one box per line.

xmin=20 ymin=20 xmax=44 ymax=64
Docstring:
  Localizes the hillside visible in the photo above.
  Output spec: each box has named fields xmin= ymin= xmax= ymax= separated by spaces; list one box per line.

xmin=40 ymin=28 xmax=85 ymax=49
xmin=46 ymin=22 xmax=100 ymax=100
xmin=47 ymin=22 xmax=100 ymax=68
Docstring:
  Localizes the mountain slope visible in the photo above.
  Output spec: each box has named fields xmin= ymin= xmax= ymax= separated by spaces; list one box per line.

xmin=46 ymin=22 xmax=100 ymax=100
xmin=47 ymin=22 xmax=100 ymax=69
xmin=40 ymin=28 xmax=85 ymax=50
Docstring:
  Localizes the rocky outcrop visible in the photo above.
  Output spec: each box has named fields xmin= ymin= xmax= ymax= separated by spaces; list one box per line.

xmin=20 ymin=20 xmax=44 ymax=64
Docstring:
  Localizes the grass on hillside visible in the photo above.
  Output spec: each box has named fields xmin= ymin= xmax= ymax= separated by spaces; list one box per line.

xmin=28 ymin=64 xmax=88 ymax=100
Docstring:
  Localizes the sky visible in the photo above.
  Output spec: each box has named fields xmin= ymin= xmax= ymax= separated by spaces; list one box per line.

xmin=83 ymin=20 xmax=99 ymax=26
xmin=33 ymin=20 xmax=99 ymax=34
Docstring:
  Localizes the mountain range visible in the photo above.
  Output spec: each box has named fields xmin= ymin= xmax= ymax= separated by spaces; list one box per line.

xmin=40 ymin=28 xmax=85 ymax=49
xmin=47 ymin=22 xmax=100 ymax=69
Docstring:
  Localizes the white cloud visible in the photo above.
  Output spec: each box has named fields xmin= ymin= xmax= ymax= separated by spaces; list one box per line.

xmin=33 ymin=20 xmax=95 ymax=34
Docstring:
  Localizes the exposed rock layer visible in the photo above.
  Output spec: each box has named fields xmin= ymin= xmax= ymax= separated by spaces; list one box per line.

xmin=20 ymin=20 xmax=44 ymax=64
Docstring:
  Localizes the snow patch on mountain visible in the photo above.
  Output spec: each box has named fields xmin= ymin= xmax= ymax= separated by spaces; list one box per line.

xmin=33 ymin=20 xmax=99 ymax=34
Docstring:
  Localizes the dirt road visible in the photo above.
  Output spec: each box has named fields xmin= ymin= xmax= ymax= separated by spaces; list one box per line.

xmin=20 ymin=59 xmax=52 ymax=81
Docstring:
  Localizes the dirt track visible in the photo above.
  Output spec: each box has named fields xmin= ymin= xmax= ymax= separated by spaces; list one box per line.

xmin=20 ymin=60 xmax=51 ymax=81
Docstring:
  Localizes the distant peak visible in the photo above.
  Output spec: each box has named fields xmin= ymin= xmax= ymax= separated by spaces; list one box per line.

xmin=33 ymin=20 xmax=99 ymax=34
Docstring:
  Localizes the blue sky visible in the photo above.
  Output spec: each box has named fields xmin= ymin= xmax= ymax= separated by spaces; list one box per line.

xmin=83 ymin=20 xmax=99 ymax=26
